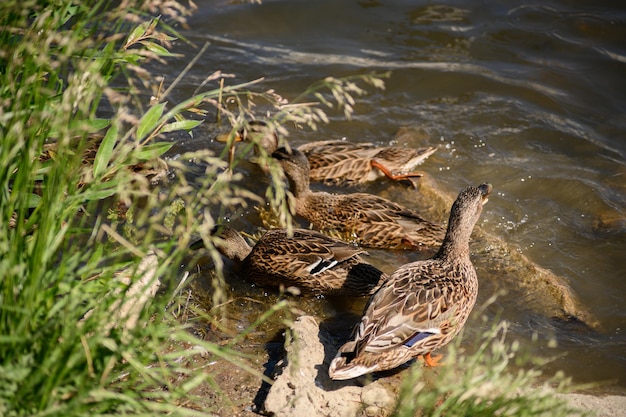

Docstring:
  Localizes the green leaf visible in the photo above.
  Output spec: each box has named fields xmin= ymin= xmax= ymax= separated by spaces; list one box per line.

xmin=81 ymin=244 xmax=105 ymax=275
xmin=84 ymin=187 xmax=119 ymax=201
xmin=160 ymin=34 xmax=178 ymax=42
xmin=93 ymin=124 xmax=118 ymax=177
xmin=84 ymin=118 xmax=111 ymax=131
xmin=47 ymin=119 xmax=110 ymax=138
xmin=27 ymin=194 xmax=41 ymax=208
xmin=147 ymin=16 xmax=161 ymax=33
xmin=137 ymin=103 xmax=166 ymax=141
xmin=125 ymin=24 xmax=147 ymax=48
xmin=81 ymin=179 xmax=122 ymax=201
xmin=158 ymin=92 xmax=216 ymax=124
xmin=131 ymin=142 xmax=173 ymax=161
xmin=160 ymin=119 xmax=202 ymax=133
xmin=140 ymin=41 xmax=180 ymax=57
xmin=60 ymin=5 xmax=79 ymax=25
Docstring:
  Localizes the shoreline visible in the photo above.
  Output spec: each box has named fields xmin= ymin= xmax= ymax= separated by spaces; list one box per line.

xmin=560 ymin=393 xmax=626 ymax=417
xmin=261 ymin=315 xmax=626 ymax=417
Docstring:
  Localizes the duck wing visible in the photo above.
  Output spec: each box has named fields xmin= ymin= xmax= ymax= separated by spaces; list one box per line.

xmin=352 ymin=259 xmax=458 ymax=355
xmin=338 ymin=193 xmax=432 ymax=225
xmin=299 ymin=141 xmax=379 ymax=183
xmin=322 ymin=193 xmax=444 ymax=249
xmin=250 ymin=229 xmax=367 ymax=278
xmin=372 ymin=146 xmax=437 ymax=171
xmin=298 ymin=140 xmax=377 ymax=156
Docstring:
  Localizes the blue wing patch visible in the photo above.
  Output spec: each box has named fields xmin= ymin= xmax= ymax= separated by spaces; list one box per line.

xmin=404 ymin=331 xmax=436 ymax=347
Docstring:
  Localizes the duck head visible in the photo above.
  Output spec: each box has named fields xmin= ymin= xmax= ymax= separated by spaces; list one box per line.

xmin=218 ymin=120 xmax=279 ymax=153
xmin=272 ymin=147 xmax=311 ymax=196
xmin=437 ymin=183 xmax=492 ymax=260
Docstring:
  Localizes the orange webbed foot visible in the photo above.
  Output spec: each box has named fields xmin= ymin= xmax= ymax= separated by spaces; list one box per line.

xmin=370 ymin=160 xmax=424 ymax=188
xmin=423 ymin=352 xmax=443 ymax=367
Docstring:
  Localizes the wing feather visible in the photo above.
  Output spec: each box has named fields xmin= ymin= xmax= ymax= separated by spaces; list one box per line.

xmin=352 ymin=260 xmax=459 ymax=354
xmin=250 ymin=228 xmax=365 ymax=278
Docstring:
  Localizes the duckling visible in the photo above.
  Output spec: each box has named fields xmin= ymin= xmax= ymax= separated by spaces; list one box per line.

xmin=221 ymin=120 xmax=436 ymax=186
xmin=195 ymin=227 xmax=387 ymax=297
xmin=271 ymin=147 xmax=446 ymax=251
xmin=328 ymin=183 xmax=492 ymax=380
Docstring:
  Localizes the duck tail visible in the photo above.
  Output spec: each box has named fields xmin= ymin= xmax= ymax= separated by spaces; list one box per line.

xmin=328 ymin=349 xmax=377 ymax=380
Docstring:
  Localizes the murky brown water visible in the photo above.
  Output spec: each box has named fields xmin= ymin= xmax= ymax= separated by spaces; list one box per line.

xmin=164 ymin=0 xmax=626 ymax=393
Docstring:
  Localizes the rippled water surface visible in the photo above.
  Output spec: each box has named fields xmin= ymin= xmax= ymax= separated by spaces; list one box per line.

xmin=164 ymin=0 xmax=626 ymax=391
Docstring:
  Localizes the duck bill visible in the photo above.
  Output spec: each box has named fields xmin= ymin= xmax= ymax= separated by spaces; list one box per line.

xmin=216 ymin=132 xmax=243 ymax=143
xmin=480 ymin=183 xmax=493 ymax=205
xmin=216 ymin=132 xmax=243 ymax=166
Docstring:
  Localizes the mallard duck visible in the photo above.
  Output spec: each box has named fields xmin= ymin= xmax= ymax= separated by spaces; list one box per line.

xmin=194 ymin=226 xmax=387 ymax=297
xmin=299 ymin=140 xmax=437 ymax=187
xmin=328 ymin=183 xmax=492 ymax=380
xmin=220 ymin=120 xmax=437 ymax=186
xmin=271 ymin=147 xmax=446 ymax=251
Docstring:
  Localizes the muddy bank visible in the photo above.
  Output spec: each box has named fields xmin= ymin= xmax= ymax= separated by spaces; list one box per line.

xmin=264 ymin=315 xmax=394 ymax=417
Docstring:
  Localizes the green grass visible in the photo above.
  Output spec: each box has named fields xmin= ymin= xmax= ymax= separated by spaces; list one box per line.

xmin=0 ymin=1 xmax=265 ymax=415
xmin=0 ymin=2 xmax=222 ymax=415
xmin=0 ymin=1 xmax=386 ymax=415
xmin=391 ymin=314 xmax=591 ymax=417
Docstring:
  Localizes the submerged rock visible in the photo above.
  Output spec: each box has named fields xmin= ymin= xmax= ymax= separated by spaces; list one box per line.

xmin=412 ymin=173 xmax=599 ymax=328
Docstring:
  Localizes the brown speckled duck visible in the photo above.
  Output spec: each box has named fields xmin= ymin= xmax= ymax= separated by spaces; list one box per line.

xmin=222 ymin=120 xmax=436 ymax=186
xmin=196 ymin=226 xmax=387 ymax=297
xmin=299 ymin=140 xmax=436 ymax=187
xmin=328 ymin=183 xmax=492 ymax=380
xmin=271 ymin=146 xmax=446 ymax=251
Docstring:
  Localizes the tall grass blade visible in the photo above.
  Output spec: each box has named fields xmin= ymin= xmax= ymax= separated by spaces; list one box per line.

xmin=94 ymin=124 xmax=118 ymax=178
xmin=137 ymin=102 xmax=166 ymax=142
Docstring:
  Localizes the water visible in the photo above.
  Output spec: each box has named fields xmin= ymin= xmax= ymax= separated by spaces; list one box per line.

xmin=166 ymin=0 xmax=626 ymax=392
